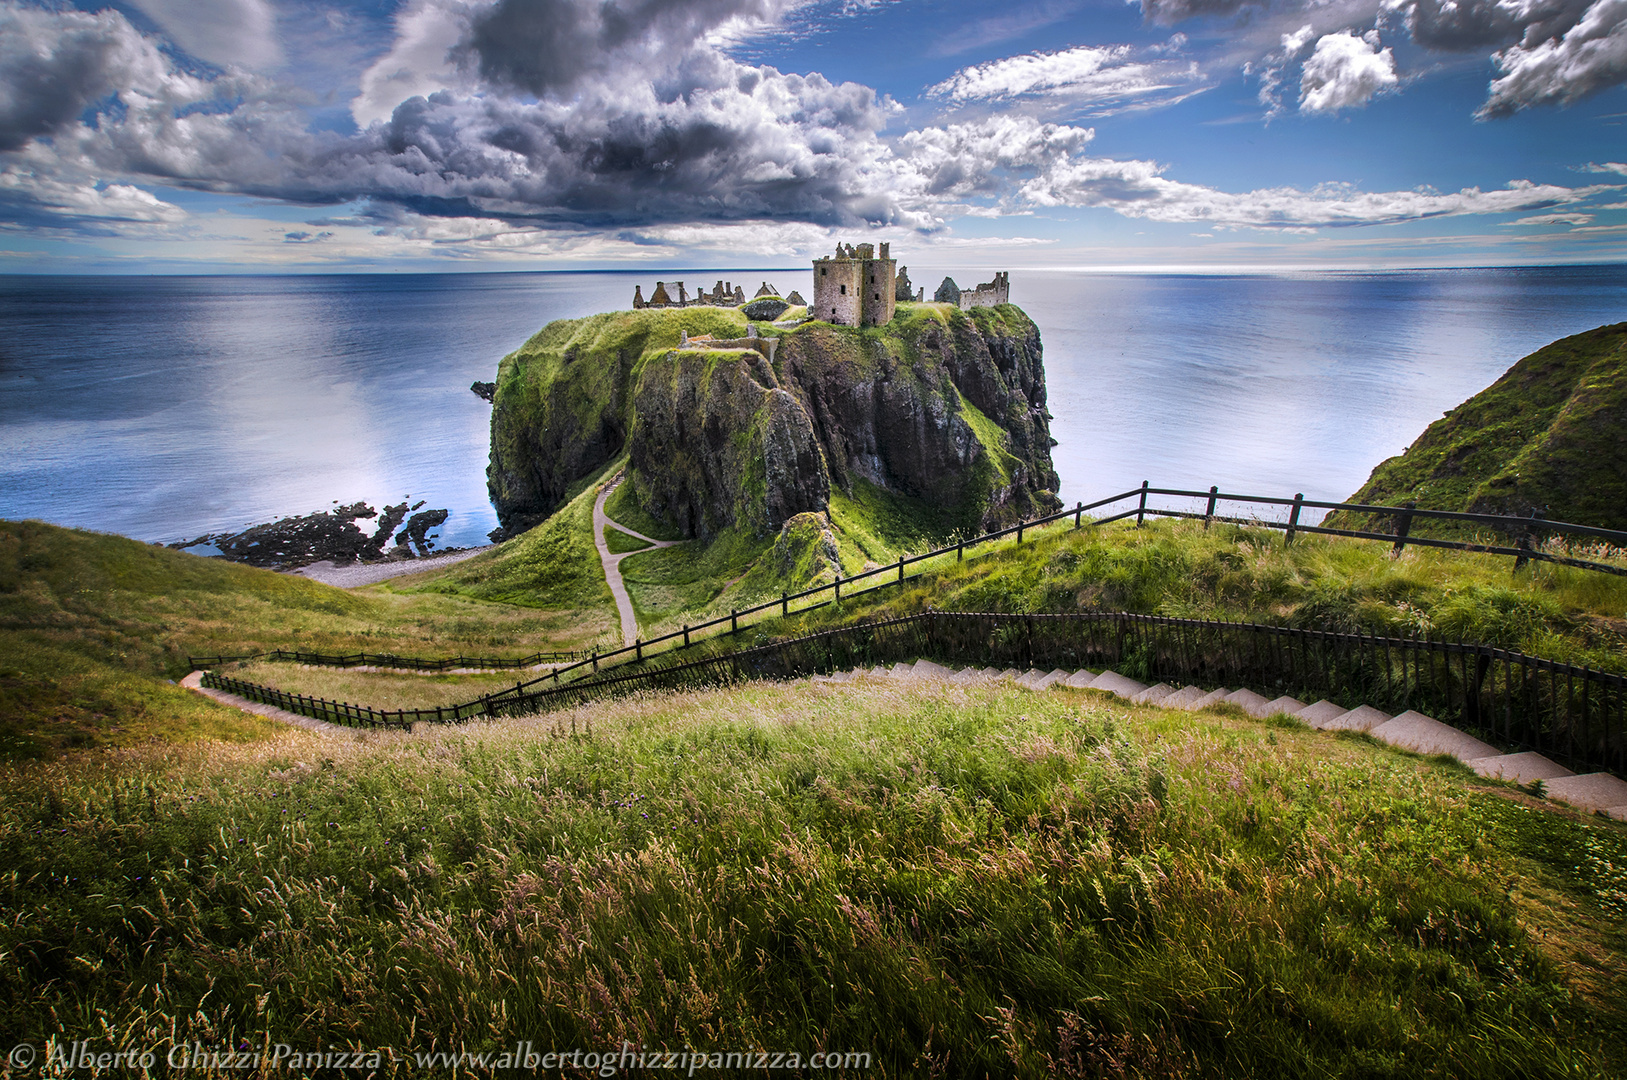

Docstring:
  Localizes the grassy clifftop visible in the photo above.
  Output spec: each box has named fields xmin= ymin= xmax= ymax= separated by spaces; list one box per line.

xmin=1332 ymin=323 xmax=1627 ymax=532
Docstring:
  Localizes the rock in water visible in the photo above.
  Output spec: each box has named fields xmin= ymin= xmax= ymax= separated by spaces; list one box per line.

xmin=471 ymin=381 xmax=496 ymax=402
xmin=486 ymin=304 xmax=1060 ymax=540
xmin=1331 ymin=322 xmax=1627 ymax=532
xmin=168 ymin=499 xmax=449 ymax=568
xmin=742 ymin=297 xmax=790 ymax=321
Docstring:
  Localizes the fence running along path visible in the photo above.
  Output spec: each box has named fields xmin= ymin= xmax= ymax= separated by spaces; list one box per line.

xmin=200 ymin=609 xmax=1627 ymax=780
xmin=193 ymin=480 xmax=1627 ymax=691
xmin=186 ymin=647 xmax=586 ymax=672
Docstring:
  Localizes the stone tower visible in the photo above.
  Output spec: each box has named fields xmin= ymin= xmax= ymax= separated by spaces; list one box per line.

xmin=811 ymin=241 xmax=896 ymax=327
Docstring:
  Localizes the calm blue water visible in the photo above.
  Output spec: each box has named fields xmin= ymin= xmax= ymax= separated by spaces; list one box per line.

xmin=2 ymin=266 xmax=1623 ymax=549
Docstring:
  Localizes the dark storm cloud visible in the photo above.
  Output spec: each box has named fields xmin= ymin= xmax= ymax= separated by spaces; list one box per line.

xmin=0 ymin=5 xmax=151 ymax=151
xmin=462 ymin=0 xmax=781 ymax=97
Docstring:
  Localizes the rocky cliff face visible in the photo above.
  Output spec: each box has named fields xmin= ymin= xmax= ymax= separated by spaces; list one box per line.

xmin=487 ymin=303 xmax=1060 ymax=541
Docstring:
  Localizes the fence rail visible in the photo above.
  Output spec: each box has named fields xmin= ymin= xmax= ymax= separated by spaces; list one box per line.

xmin=187 ymin=647 xmax=586 ymax=672
xmin=193 ymin=482 xmax=1627 ymax=715
xmin=201 ymin=609 xmax=1626 ymax=779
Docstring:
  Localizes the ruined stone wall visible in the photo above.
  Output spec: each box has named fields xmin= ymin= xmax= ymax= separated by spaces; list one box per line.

xmin=959 ymin=272 xmax=1010 ymax=310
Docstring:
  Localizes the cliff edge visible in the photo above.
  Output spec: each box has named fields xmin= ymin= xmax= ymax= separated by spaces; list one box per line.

xmin=487 ymin=302 xmax=1060 ymax=543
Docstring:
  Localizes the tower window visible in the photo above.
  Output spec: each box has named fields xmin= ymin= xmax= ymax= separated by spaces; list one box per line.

xmin=840 ymin=285 xmax=846 ymax=295
xmin=820 ymin=268 xmax=826 ymax=276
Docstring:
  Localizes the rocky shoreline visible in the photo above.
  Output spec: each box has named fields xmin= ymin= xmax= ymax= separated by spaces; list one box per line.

xmin=167 ymin=498 xmax=457 ymax=570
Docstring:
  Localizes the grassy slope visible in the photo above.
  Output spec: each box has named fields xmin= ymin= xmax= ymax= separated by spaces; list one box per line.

xmin=400 ymin=459 xmax=618 ymax=618
xmin=768 ymin=517 xmax=1627 ymax=673
xmin=1 ymin=679 xmax=1621 ymax=1076
xmin=1330 ymin=322 xmax=1627 ymax=533
xmin=0 ymin=519 xmax=611 ymax=760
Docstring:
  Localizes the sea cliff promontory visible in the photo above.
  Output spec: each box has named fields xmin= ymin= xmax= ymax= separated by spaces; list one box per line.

xmin=486 ymin=300 xmax=1061 ymax=544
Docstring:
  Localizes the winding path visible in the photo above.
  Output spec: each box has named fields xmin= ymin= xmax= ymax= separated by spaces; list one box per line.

xmin=593 ymin=474 xmax=682 ymax=646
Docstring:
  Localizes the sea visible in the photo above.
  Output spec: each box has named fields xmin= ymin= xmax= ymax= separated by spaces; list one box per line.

xmin=2 ymin=265 xmax=1624 ymax=551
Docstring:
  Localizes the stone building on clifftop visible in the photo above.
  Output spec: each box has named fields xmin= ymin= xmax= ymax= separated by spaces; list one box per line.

xmin=813 ymin=242 xmax=896 ymax=328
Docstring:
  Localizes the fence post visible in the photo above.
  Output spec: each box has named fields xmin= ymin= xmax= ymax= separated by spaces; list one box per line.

xmin=636 ymin=638 xmax=642 ymax=661
xmin=1136 ymin=481 xmax=1149 ymax=527
xmin=782 ymin=592 xmax=789 ymax=617
xmin=731 ymin=609 xmax=738 ymax=634
xmin=1285 ymin=493 xmax=1304 ymax=545
xmin=958 ymin=541 xmax=963 ymax=561
xmin=1017 ymin=520 xmax=1024 ymax=543
xmin=835 ymin=577 xmax=841 ymax=602
xmin=898 ymin=556 xmax=904 ymax=583
xmin=1513 ymin=507 xmax=1543 ymax=572
xmin=1392 ymin=501 xmax=1416 ymax=556
xmin=592 ymin=650 xmax=598 ymax=673
xmin=683 ymin=624 xmax=690 ymax=647
xmin=1203 ymin=486 xmax=1218 ymax=530
xmin=1074 ymin=501 xmax=1083 ymax=529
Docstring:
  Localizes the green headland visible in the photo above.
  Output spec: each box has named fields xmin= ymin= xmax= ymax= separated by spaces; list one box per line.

xmin=3 ymin=300 xmax=1627 ymax=1076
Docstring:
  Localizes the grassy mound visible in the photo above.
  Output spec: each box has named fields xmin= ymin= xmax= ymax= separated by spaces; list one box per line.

xmin=2 ymin=679 xmax=1621 ymax=1075
xmin=1331 ymin=322 xmax=1627 ymax=532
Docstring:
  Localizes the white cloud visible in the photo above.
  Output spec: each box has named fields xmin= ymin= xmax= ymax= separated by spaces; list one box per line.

xmin=127 ymin=0 xmax=282 ymax=69
xmin=352 ymin=0 xmax=483 ymax=127
xmin=1508 ymin=211 xmax=1595 ymax=223
xmin=1281 ymin=23 xmax=1315 ymax=57
xmin=1299 ymin=31 xmax=1399 ymax=112
xmin=928 ymin=44 xmax=1205 ymax=110
xmin=1480 ymin=0 xmax=1627 ymax=116
xmin=0 ymin=166 xmax=187 ymax=227
xmin=1016 ymin=147 xmax=1611 ymax=228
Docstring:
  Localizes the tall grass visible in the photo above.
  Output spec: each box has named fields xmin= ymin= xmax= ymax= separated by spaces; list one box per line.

xmin=2 ymin=681 xmax=1622 ymax=1076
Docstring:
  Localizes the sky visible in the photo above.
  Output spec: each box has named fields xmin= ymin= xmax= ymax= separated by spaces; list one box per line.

xmin=0 ymin=0 xmax=1623 ymax=272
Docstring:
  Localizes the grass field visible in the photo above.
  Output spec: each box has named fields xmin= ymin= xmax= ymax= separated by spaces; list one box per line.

xmin=2 ymin=678 xmax=1623 ymax=1076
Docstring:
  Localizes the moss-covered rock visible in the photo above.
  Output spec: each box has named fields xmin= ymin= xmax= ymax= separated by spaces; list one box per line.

xmin=1330 ymin=323 xmax=1627 ymax=532
xmin=487 ymin=302 xmax=1059 ymax=542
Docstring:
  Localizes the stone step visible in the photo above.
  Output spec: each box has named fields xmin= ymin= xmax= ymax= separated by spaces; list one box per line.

xmin=1158 ymin=685 xmax=1208 ymax=710
xmin=1032 ymin=668 xmax=1071 ymax=690
xmin=1063 ymin=669 xmax=1100 ymax=688
xmin=889 ymin=662 xmax=915 ymax=678
xmin=1320 ymin=705 xmax=1391 ymax=733
xmin=1189 ymin=687 xmax=1232 ymax=710
xmin=1086 ymin=671 xmax=1149 ymax=699
xmin=1222 ymin=689 xmax=1273 ymax=718
xmin=912 ymin=659 xmax=953 ymax=680
xmin=1543 ymin=773 xmax=1627 ymax=816
xmin=1262 ymin=695 xmax=1307 ymax=717
xmin=1370 ymin=710 xmax=1499 ymax=761
xmin=1015 ymin=669 xmax=1046 ymax=689
xmin=1466 ymin=751 xmax=1574 ymax=785
xmin=998 ymin=668 xmax=1021 ymax=680
xmin=1295 ymin=700 xmax=1349 ymax=729
xmin=1130 ymin=683 xmax=1174 ymax=706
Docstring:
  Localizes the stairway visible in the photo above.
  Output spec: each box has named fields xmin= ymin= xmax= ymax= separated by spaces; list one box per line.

xmin=810 ymin=659 xmax=1627 ymax=821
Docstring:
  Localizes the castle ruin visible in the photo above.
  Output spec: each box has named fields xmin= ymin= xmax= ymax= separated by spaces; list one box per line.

xmin=630 ymin=248 xmax=1009 ymax=327
xmin=812 ymin=242 xmax=895 ymax=328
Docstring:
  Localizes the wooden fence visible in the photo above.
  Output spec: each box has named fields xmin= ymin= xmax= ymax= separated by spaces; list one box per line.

xmin=187 ymin=647 xmax=585 ymax=672
xmin=201 ymin=609 xmax=1626 ymax=778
